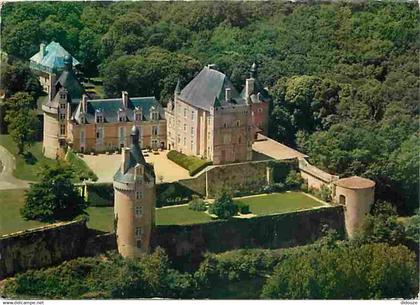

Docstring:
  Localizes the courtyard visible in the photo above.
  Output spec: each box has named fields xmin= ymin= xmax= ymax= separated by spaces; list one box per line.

xmin=82 ymin=150 xmax=190 ymax=183
xmin=0 ymin=190 xmax=325 ymax=235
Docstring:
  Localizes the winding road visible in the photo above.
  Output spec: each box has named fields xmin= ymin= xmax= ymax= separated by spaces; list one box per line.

xmin=0 ymin=145 xmax=30 ymax=190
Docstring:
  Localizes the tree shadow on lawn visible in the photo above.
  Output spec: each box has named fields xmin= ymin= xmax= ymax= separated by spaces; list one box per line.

xmin=23 ymin=152 xmax=38 ymax=165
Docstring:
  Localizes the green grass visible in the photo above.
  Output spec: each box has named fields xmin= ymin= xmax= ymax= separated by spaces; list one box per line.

xmin=0 ymin=189 xmax=114 ymax=235
xmin=0 ymin=135 xmax=57 ymax=181
xmin=86 ymin=206 xmax=114 ymax=232
xmin=167 ymin=150 xmax=212 ymax=176
xmin=156 ymin=205 xmax=213 ymax=226
xmin=235 ymin=192 xmax=323 ymax=216
xmin=0 ymin=189 xmax=44 ymax=236
xmin=66 ymin=150 xmax=98 ymax=182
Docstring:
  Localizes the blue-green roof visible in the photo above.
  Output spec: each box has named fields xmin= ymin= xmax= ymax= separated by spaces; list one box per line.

xmin=30 ymin=42 xmax=79 ymax=73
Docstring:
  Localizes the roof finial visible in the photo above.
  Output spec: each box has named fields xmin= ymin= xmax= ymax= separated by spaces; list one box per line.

xmin=175 ymin=78 xmax=181 ymax=96
xmin=250 ymin=62 xmax=257 ymax=78
xmin=131 ymin=125 xmax=140 ymax=144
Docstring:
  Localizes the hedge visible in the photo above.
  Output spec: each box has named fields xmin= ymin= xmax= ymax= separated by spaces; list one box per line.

xmin=167 ymin=150 xmax=212 ymax=176
xmin=86 ymin=183 xmax=114 ymax=207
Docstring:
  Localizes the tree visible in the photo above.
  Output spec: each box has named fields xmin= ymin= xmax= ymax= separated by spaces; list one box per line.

xmin=0 ymin=61 xmax=42 ymax=98
xmin=5 ymin=92 xmax=40 ymax=154
xmin=261 ymin=243 xmax=418 ymax=299
xmin=209 ymin=192 xmax=238 ymax=219
xmin=358 ymin=201 xmax=406 ymax=245
xmin=21 ymin=163 xmax=87 ymax=222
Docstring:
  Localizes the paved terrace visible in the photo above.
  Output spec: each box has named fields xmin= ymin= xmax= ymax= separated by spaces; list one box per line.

xmin=83 ymin=150 xmax=190 ymax=183
xmin=252 ymin=134 xmax=307 ymax=161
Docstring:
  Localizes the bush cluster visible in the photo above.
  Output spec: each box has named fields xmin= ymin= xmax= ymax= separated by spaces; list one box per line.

xmin=188 ymin=195 xmax=207 ymax=212
xmin=167 ymin=150 xmax=212 ymax=176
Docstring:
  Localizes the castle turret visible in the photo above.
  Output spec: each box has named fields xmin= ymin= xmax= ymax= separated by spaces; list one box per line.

xmin=113 ymin=126 xmax=156 ymax=257
xmin=333 ymin=176 xmax=375 ymax=238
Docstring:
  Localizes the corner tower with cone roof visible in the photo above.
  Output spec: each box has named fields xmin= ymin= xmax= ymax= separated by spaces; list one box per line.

xmin=113 ymin=126 xmax=156 ymax=257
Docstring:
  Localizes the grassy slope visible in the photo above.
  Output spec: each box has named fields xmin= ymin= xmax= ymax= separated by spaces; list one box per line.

xmin=0 ymin=135 xmax=57 ymax=181
xmin=0 ymin=189 xmax=44 ymax=235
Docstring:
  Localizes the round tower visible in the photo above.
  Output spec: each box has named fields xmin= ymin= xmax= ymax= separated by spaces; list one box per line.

xmin=42 ymin=88 xmax=69 ymax=159
xmin=113 ymin=126 xmax=156 ymax=257
xmin=333 ymin=176 xmax=375 ymax=238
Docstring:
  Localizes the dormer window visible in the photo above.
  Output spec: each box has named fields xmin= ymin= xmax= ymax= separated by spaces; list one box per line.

xmin=59 ymin=92 xmax=66 ymax=100
xmin=135 ymin=107 xmax=142 ymax=121
xmin=95 ymin=110 xmax=104 ymax=123
xmin=60 ymin=102 xmax=66 ymax=109
xmin=151 ymin=112 xmax=159 ymax=120
xmin=118 ymin=108 xmax=126 ymax=122
xmin=80 ymin=115 xmax=85 ymax=124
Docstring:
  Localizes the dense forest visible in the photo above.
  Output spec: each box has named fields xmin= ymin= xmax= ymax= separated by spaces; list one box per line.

xmin=1 ymin=1 xmax=418 ymax=214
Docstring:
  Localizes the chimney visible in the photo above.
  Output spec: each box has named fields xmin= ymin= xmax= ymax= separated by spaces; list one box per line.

xmin=81 ymin=94 xmax=88 ymax=113
xmin=122 ymin=91 xmax=128 ymax=108
xmin=225 ymin=87 xmax=232 ymax=102
xmin=40 ymin=43 xmax=46 ymax=59
xmin=245 ymin=78 xmax=255 ymax=104
xmin=121 ymin=147 xmax=131 ymax=174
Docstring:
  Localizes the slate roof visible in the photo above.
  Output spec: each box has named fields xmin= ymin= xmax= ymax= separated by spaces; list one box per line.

xmin=55 ymin=59 xmax=84 ymax=100
xmin=178 ymin=66 xmax=245 ymax=111
xmin=113 ymin=126 xmax=155 ymax=184
xmin=240 ymin=78 xmax=271 ymax=104
xmin=30 ymin=41 xmax=80 ymax=73
xmin=72 ymin=96 xmax=164 ymax=124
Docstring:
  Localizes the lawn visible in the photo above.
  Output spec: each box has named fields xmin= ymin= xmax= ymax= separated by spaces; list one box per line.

xmin=0 ymin=189 xmax=114 ymax=235
xmin=0 ymin=135 xmax=57 ymax=181
xmin=234 ymin=192 xmax=323 ymax=216
xmin=156 ymin=205 xmax=213 ymax=226
xmin=0 ymin=189 xmax=44 ymax=236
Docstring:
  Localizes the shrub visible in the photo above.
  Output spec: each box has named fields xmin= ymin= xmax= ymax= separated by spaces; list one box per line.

xmin=167 ymin=150 xmax=212 ymax=176
xmin=285 ymin=170 xmax=304 ymax=189
xmin=188 ymin=195 xmax=207 ymax=211
xmin=263 ymin=182 xmax=285 ymax=193
xmin=209 ymin=192 xmax=238 ymax=219
xmin=319 ymin=184 xmax=332 ymax=202
xmin=236 ymin=201 xmax=251 ymax=214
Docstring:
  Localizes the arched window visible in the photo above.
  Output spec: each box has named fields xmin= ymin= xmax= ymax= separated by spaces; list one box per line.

xmin=339 ymin=194 xmax=346 ymax=205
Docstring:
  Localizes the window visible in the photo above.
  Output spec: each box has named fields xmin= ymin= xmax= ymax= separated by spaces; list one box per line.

xmin=96 ymin=115 xmax=103 ymax=123
xmin=135 ymin=112 xmax=142 ymax=121
xmin=236 ymin=120 xmax=240 ymax=127
xmin=258 ymin=108 xmax=263 ymax=113
xmin=135 ymin=206 xmax=142 ymax=216
xmin=59 ymin=113 xmax=65 ymax=121
xmin=152 ymin=112 xmax=159 ymax=120
xmin=339 ymin=194 xmax=346 ymax=205
xmin=136 ymin=191 xmax=143 ymax=199
xmin=136 ymin=239 xmax=142 ymax=248
xmin=60 ymin=103 xmax=66 ymax=109
xmin=135 ymin=227 xmax=142 ymax=237
xmin=183 ymin=137 xmax=186 ymax=145
xmin=223 ymin=133 xmax=231 ymax=144
xmin=223 ymin=122 xmax=228 ymax=128
xmin=80 ymin=130 xmax=85 ymax=144
xmin=191 ymin=110 xmax=195 ymax=120
xmin=60 ymin=93 xmax=66 ymax=99
xmin=152 ymin=126 xmax=158 ymax=136
xmin=183 ymin=124 xmax=187 ymax=132
xmin=191 ymin=127 xmax=194 ymax=135
xmin=184 ymin=108 xmax=187 ymax=117
xmin=60 ymin=124 xmax=65 ymax=135
xmin=238 ymin=136 xmax=242 ymax=144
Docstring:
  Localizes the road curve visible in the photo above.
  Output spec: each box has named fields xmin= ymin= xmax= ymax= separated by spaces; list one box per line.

xmin=0 ymin=145 xmax=31 ymax=190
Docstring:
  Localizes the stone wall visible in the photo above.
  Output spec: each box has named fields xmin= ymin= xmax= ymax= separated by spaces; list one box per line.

xmin=152 ymin=206 xmax=345 ymax=269
xmin=0 ymin=220 xmax=117 ymax=279
xmin=205 ymin=161 xmax=269 ymax=197
xmin=298 ymin=158 xmax=339 ymax=191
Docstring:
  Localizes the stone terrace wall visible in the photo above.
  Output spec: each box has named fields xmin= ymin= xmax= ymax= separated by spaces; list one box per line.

xmin=152 ymin=206 xmax=345 ymax=269
xmin=299 ymin=158 xmax=339 ymax=190
xmin=0 ymin=220 xmax=117 ymax=279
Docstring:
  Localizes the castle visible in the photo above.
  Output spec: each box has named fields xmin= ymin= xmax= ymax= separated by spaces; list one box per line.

xmin=36 ymin=43 xmax=375 ymax=259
